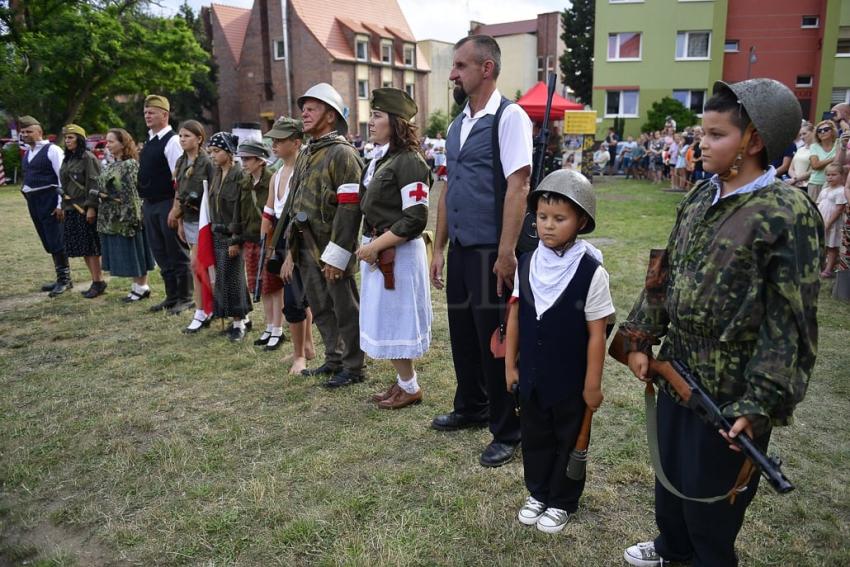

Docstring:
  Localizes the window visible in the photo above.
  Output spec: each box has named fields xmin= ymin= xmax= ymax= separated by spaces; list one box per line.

xmin=672 ymin=89 xmax=706 ymax=115
xmin=274 ymin=40 xmax=285 ymax=60
xmin=831 ymin=88 xmax=850 ymax=105
xmin=356 ymin=39 xmax=369 ymax=61
xmin=676 ymin=31 xmax=711 ymax=60
xmin=801 ymin=16 xmax=819 ymax=28
xmin=405 ymin=83 xmax=415 ymax=99
xmin=381 ymin=42 xmax=393 ymax=64
xmin=838 ymin=26 xmax=850 ymax=56
xmin=537 ymin=56 xmax=544 ymax=81
xmin=607 ymin=32 xmax=642 ymax=61
xmin=605 ymin=90 xmax=639 ymax=117
xmin=357 ymin=80 xmax=369 ymax=99
xmin=796 ymin=75 xmax=813 ymax=88
xmin=724 ymin=40 xmax=739 ymax=53
xmin=403 ymin=44 xmax=415 ymax=67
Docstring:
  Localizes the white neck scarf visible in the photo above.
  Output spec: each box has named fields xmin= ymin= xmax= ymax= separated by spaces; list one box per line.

xmin=363 ymin=143 xmax=389 ymax=187
xmin=529 ymin=239 xmax=603 ymax=319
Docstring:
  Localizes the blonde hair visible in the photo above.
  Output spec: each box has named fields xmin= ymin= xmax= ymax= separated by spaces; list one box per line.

xmin=815 ymin=120 xmax=837 ymax=138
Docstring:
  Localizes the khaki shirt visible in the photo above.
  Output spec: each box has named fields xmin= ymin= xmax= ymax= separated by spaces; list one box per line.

xmin=360 ymin=149 xmax=431 ymax=240
xmin=59 ymin=151 xmax=101 ymax=210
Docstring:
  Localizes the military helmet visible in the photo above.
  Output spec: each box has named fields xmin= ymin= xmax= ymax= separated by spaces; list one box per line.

xmin=711 ymin=79 xmax=802 ymax=163
xmin=528 ymin=169 xmax=596 ymax=234
xmin=297 ymin=83 xmax=349 ymax=135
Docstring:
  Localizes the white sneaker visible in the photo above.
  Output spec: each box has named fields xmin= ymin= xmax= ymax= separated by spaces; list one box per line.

xmin=517 ymin=496 xmax=547 ymax=525
xmin=624 ymin=541 xmax=663 ymax=566
xmin=536 ymin=507 xmax=569 ymax=533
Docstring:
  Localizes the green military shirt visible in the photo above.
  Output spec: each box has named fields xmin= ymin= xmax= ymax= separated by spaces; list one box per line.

xmin=174 ymin=151 xmax=214 ymax=224
xmin=59 ymin=150 xmax=101 ymax=210
xmin=360 ymin=148 xmax=432 ymax=239
xmin=272 ymin=133 xmax=363 ymax=273
xmin=237 ymin=167 xmax=272 ymax=244
xmin=617 ymin=177 xmax=822 ymax=431
xmin=208 ymin=162 xmax=244 ymax=246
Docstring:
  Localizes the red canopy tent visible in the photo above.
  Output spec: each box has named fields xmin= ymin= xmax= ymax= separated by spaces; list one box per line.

xmin=516 ymin=82 xmax=584 ymax=122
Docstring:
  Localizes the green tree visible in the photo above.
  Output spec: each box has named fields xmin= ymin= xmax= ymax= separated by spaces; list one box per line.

xmin=425 ymin=110 xmax=448 ymax=138
xmin=641 ymin=97 xmax=699 ymax=133
xmin=0 ymin=0 xmax=209 ymax=135
xmin=559 ymin=1 xmax=594 ymax=105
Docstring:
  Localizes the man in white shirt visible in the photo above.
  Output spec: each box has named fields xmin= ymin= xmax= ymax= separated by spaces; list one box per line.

xmin=19 ymin=115 xmax=71 ymax=296
xmin=137 ymin=94 xmax=193 ymax=314
xmin=430 ymin=35 xmax=533 ymax=468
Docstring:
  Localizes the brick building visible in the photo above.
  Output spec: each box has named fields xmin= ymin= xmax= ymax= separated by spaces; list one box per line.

xmin=204 ymin=0 xmax=430 ymax=138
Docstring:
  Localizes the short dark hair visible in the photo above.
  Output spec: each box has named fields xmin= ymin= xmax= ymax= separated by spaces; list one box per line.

xmin=454 ymin=35 xmax=501 ymax=78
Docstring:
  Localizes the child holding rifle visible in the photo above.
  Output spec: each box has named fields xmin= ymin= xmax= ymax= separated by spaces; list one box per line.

xmin=505 ymin=169 xmax=614 ymax=533
xmin=617 ymin=79 xmax=822 ymax=567
xmin=236 ymin=141 xmax=284 ymax=350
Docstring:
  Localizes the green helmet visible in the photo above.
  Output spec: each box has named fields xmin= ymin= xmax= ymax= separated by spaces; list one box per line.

xmin=712 ymin=79 xmax=802 ymax=163
xmin=527 ymin=169 xmax=596 ymax=234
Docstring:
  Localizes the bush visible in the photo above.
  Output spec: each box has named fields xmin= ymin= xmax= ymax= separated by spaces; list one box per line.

xmin=2 ymin=143 xmax=22 ymax=183
xmin=425 ymin=110 xmax=449 ymax=138
xmin=641 ymin=97 xmax=698 ymax=133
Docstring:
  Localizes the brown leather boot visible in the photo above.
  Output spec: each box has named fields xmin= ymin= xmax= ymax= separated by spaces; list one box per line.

xmin=371 ymin=383 xmax=400 ymax=403
xmin=378 ymin=387 xmax=423 ymax=410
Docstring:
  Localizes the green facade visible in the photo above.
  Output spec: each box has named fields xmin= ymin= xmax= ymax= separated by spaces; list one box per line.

xmin=816 ymin=0 xmax=850 ymax=114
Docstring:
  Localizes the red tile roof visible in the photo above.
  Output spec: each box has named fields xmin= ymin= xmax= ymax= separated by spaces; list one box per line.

xmin=211 ymin=3 xmax=251 ymax=64
xmin=290 ymin=0 xmax=428 ymax=69
xmin=471 ymin=19 xmax=538 ymax=38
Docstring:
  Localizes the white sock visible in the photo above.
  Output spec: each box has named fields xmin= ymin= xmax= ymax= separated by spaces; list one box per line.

xmin=194 ymin=309 xmax=207 ymax=321
xmin=233 ymin=319 xmax=245 ymax=330
xmin=270 ymin=326 xmax=283 ymax=337
xmin=397 ymin=372 xmax=419 ymax=394
xmin=186 ymin=318 xmax=205 ymax=331
xmin=132 ymin=282 xmax=150 ymax=294
xmin=265 ymin=323 xmax=274 ymax=333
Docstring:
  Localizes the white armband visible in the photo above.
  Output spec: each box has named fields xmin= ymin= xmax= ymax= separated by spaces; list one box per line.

xmin=320 ymin=241 xmax=352 ymax=270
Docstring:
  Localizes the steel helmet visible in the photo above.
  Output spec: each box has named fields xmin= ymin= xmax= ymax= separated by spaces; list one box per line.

xmin=297 ymin=83 xmax=350 ymax=135
xmin=527 ymin=169 xmax=597 ymax=234
xmin=711 ymin=79 xmax=802 ymax=164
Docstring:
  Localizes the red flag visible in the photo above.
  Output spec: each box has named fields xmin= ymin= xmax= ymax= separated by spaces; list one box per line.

xmin=195 ymin=180 xmax=215 ymax=315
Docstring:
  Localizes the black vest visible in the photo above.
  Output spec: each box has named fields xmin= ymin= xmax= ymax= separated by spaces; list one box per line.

xmin=517 ymin=251 xmax=599 ymax=409
xmin=23 ymin=143 xmax=59 ymax=189
xmin=138 ymin=129 xmax=176 ymax=203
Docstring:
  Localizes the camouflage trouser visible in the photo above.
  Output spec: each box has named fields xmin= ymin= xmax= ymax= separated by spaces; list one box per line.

xmin=298 ymin=244 xmax=364 ymax=374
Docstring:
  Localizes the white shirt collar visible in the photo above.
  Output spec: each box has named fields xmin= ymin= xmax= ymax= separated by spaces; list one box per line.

xmin=462 ymin=89 xmax=503 ymax=120
xmin=709 ymin=166 xmax=776 ymax=205
xmin=148 ymin=125 xmax=173 ymax=139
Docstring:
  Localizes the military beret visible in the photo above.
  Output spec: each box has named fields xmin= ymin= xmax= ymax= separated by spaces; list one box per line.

xmin=62 ymin=124 xmax=87 ymax=138
xmin=18 ymin=115 xmax=41 ymax=128
xmin=144 ymin=94 xmax=170 ymax=112
xmin=264 ymin=116 xmax=303 ymax=140
xmin=237 ymin=140 xmax=271 ymax=160
xmin=370 ymin=88 xmax=417 ymax=121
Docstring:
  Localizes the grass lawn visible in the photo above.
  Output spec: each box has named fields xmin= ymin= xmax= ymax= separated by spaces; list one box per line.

xmin=1 ymin=178 xmax=849 ymax=566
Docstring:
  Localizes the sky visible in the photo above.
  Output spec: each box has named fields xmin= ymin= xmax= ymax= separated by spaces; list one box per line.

xmin=158 ymin=0 xmax=571 ymax=43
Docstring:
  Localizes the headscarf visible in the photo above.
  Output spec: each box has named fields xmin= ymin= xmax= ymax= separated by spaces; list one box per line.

xmin=208 ymin=132 xmax=238 ymax=154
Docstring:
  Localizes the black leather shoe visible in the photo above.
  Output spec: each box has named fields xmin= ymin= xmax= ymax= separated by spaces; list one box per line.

xmin=430 ymin=412 xmax=488 ymax=432
xmin=220 ymin=319 xmax=252 ymax=335
xmin=168 ymin=299 xmax=195 ymax=315
xmin=479 ymin=441 xmax=520 ymax=468
xmin=301 ymin=363 xmax=341 ymax=377
xmin=254 ymin=331 xmax=272 ymax=346
xmin=227 ymin=325 xmax=246 ymax=342
xmin=264 ymin=333 xmax=286 ymax=351
xmin=48 ymin=280 xmax=73 ymax=298
xmin=82 ymin=281 xmax=107 ymax=299
xmin=123 ymin=288 xmax=151 ymax=303
xmin=149 ymin=298 xmax=177 ymax=313
xmin=323 ymin=369 xmax=365 ymax=389
xmin=41 ymin=281 xmax=57 ymax=292
xmin=182 ymin=317 xmax=211 ymax=334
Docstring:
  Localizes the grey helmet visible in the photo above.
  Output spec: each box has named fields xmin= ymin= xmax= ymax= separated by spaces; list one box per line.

xmin=527 ymin=169 xmax=596 ymax=234
xmin=297 ymin=83 xmax=350 ymax=135
xmin=712 ymin=79 xmax=802 ymax=163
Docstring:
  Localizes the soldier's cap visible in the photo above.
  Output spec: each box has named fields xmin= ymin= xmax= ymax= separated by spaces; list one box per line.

xmin=264 ymin=116 xmax=303 ymax=140
xmin=18 ymin=115 xmax=41 ymax=129
xmin=370 ymin=88 xmax=417 ymax=121
xmin=62 ymin=124 xmax=87 ymax=138
xmin=237 ymin=140 xmax=271 ymax=160
xmin=144 ymin=94 xmax=170 ymax=112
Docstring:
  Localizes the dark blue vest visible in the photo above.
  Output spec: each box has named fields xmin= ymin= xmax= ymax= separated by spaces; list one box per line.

xmin=517 ymin=251 xmax=599 ymax=409
xmin=23 ymin=143 xmax=59 ymax=189
xmin=445 ymin=98 xmax=511 ymax=246
xmin=138 ymin=129 xmax=176 ymax=203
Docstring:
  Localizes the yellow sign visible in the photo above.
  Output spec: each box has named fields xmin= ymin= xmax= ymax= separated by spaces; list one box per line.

xmin=564 ymin=111 xmax=597 ymax=135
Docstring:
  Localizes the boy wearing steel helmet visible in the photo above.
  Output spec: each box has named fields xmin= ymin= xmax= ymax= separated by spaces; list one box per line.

xmin=505 ymin=169 xmax=615 ymax=534
xmin=619 ymin=79 xmax=823 ymax=566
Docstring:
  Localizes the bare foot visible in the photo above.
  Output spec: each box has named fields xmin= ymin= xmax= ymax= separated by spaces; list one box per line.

xmin=289 ymin=357 xmax=307 ymax=375
xmin=305 ymin=345 xmax=316 ymax=360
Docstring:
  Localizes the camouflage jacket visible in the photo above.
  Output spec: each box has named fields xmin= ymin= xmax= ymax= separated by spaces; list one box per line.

xmin=616 ymin=178 xmax=823 ymax=430
xmin=59 ymin=151 xmax=101 ymax=210
xmin=272 ymin=132 xmax=363 ymax=272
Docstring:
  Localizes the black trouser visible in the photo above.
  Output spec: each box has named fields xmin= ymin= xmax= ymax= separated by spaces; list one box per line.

xmin=653 ymin=389 xmax=769 ymax=567
xmin=24 ymin=187 xmax=65 ymax=254
xmin=143 ymin=198 xmax=190 ymax=283
xmin=521 ymin=390 xmax=586 ymax=512
xmin=446 ymin=244 xmax=520 ymax=444
xmin=283 ymin=266 xmax=308 ymax=324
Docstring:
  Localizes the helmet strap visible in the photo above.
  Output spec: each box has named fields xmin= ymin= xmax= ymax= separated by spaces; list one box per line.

xmin=719 ymin=124 xmax=755 ymax=182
